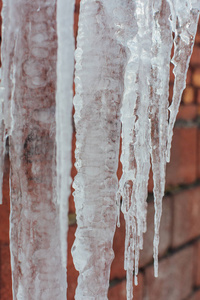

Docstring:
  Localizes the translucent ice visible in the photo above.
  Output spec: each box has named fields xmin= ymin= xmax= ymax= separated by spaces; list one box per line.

xmin=72 ymin=1 xmax=126 ymax=298
xmin=117 ymin=1 xmax=199 ymax=298
xmin=1 ymin=0 xmax=74 ymax=299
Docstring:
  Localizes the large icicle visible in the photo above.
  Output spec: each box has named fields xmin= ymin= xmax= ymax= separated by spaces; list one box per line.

xmin=72 ymin=0 xmax=127 ymax=298
xmin=2 ymin=0 xmax=74 ymax=298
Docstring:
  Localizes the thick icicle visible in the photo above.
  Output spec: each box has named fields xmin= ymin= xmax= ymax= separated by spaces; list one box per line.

xmin=2 ymin=0 xmax=74 ymax=298
xmin=72 ymin=0 xmax=127 ymax=298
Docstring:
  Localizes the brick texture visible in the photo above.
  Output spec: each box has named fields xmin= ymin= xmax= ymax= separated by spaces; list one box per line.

xmin=67 ymin=225 xmax=78 ymax=300
xmin=0 ymin=244 xmax=12 ymax=300
xmin=194 ymin=240 xmax=200 ymax=287
xmin=187 ymin=290 xmax=200 ymax=300
xmin=166 ymin=127 xmax=197 ymax=188
xmin=172 ymin=187 xmax=200 ymax=248
xmin=198 ymin=128 xmax=200 ymax=179
xmin=139 ymin=197 xmax=172 ymax=267
xmin=108 ymin=273 xmax=144 ymax=300
xmin=177 ymin=104 xmax=197 ymax=121
xmin=144 ymin=246 xmax=194 ymax=300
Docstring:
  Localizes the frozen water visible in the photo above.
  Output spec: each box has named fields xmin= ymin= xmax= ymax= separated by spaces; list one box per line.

xmin=0 ymin=0 xmax=199 ymax=299
xmin=72 ymin=1 xmax=199 ymax=299
xmin=72 ymin=0 xmax=126 ymax=298
xmin=117 ymin=1 xmax=199 ymax=298
xmin=1 ymin=0 xmax=74 ymax=299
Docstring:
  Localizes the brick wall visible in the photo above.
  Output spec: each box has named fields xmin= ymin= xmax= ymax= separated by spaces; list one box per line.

xmin=0 ymin=2 xmax=200 ymax=299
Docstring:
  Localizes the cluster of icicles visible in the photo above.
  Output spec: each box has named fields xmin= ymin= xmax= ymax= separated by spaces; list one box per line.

xmin=0 ymin=0 xmax=199 ymax=299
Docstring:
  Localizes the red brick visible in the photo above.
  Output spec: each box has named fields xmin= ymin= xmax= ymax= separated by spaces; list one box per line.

xmin=148 ymin=168 xmax=153 ymax=193
xmin=177 ymin=105 xmax=197 ymax=121
xmin=197 ymin=90 xmax=200 ymax=104
xmin=193 ymin=68 xmax=200 ymax=87
xmin=69 ymin=132 xmax=76 ymax=214
xmin=140 ymin=197 xmax=172 ymax=267
xmin=170 ymin=63 xmax=175 ymax=83
xmin=108 ymin=273 xmax=144 ymax=300
xmin=195 ymin=21 xmax=200 ymax=44
xmin=168 ymin=83 xmax=173 ymax=104
xmin=0 ymin=244 xmax=12 ymax=300
xmin=149 ymin=127 xmax=197 ymax=191
xmin=0 ymin=206 xmax=9 ymax=243
xmin=110 ymin=212 xmax=126 ymax=280
xmin=166 ymin=127 xmax=197 ymax=187
xmin=198 ymin=129 xmax=200 ymax=179
xmin=182 ymin=86 xmax=195 ymax=104
xmin=74 ymin=0 xmax=81 ymax=45
xmin=190 ymin=46 xmax=200 ymax=66
xmin=172 ymin=187 xmax=200 ymax=248
xmin=67 ymin=225 xmax=78 ymax=300
xmin=186 ymin=68 xmax=192 ymax=85
xmin=0 ymin=156 xmax=10 ymax=243
xmin=144 ymin=246 xmax=194 ymax=300
xmin=194 ymin=240 xmax=200 ymax=287
xmin=188 ymin=290 xmax=200 ymax=300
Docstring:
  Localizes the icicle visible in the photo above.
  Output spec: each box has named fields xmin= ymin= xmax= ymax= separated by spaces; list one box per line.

xmin=56 ymin=0 xmax=75 ymax=269
xmin=0 ymin=86 xmax=5 ymax=205
xmin=117 ymin=1 xmax=199 ymax=299
xmin=0 ymin=1 xmax=9 ymax=205
xmin=167 ymin=0 xmax=199 ymax=161
xmin=117 ymin=2 xmax=153 ymax=298
xmin=2 ymin=0 xmax=74 ymax=298
xmin=72 ymin=0 xmax=127 ymax=298
xmin=150 ymin=0 xmax=173 ymax=277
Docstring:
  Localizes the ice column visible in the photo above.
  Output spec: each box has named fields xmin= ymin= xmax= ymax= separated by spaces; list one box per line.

xmin=1 ymin=0 xmax=74 ymax=299
xmin=72 ymin=0 xmax=127 ymax=298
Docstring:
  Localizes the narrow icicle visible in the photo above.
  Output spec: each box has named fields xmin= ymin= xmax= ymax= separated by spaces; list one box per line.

xmin=0 ymin=1 xmax=10 ymax=205
xmin=72 ymin=0 xmax=127 ymax=298
xmin=2 ymin=0 xmax=74 ymax=298
xmin=167 ymin=0 xmax=199 ymax=161
xmin=0 ymin=86 xmax=5 ymax=205
xmin=56 ymin=0 xmax=75 ymax=269
xmin=150 ymin=0 xmax=173 ymax=277
xmin=118 ymin=1 xmax=153 ymax=297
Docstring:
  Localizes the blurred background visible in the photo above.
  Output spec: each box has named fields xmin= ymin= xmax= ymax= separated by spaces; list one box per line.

xmin=0 ymin=0 xmax=200 ymax=299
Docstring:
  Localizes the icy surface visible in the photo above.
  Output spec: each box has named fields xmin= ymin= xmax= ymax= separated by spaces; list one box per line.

xmin=2 ymin=0 xmax=74 ymax=299
xmin=0 ymin=87 xmax=5 ymax=205
xmin=72 ymin=1 xmax=199 ymax=299
xmin=167 ymin=0 xmax=199 ymax=161
xmin=117 ymin=1 xmax=199 ymax=299
xmin=72 ymin=1 xmax=127 ymax=298
xmin=56 ymin=0 xmax=75 ymax=268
